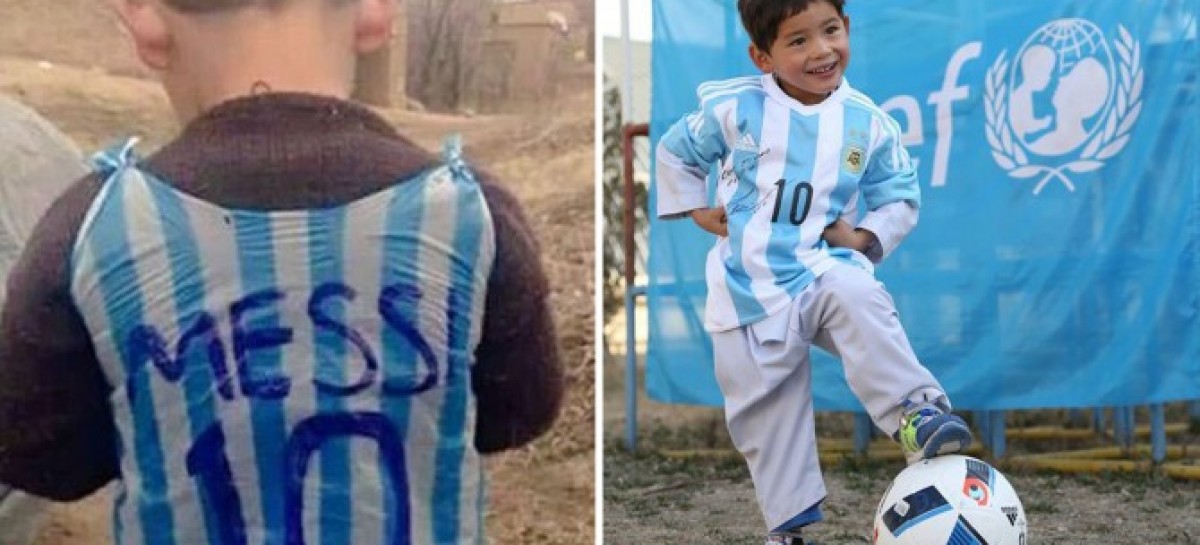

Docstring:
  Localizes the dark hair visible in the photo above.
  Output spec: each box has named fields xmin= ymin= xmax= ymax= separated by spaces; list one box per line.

xmin=163 ymin=0 xmax=354 ymax=14
xmin=737 ymin=0 xmax=846 ymax=51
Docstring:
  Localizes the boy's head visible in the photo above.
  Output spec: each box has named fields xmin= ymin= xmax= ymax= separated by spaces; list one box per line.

xmin=738 ymin=0 xmax=850 ymax=105
xmin=110 ymin=0 xmax=396 ymax=120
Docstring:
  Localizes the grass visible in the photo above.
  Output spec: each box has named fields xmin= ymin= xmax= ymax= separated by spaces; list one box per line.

xmin=1023 ymin=498 xmax=1060 ymax=514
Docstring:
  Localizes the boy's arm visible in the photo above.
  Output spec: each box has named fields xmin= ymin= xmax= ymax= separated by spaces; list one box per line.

xmin=0 ymin=176 xmax=119 ymax=501
xmin=855 ymin=114 xmax=921 ymax=262
xmin=655 ymin=104 xmax=730 ymax=219
xmin=471 ymin=178 xmax=563 ymax=454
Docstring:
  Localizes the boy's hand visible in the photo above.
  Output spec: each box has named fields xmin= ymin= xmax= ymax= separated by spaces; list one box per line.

xmin=690 ymin=207 xmax=728 ymax=237
xmin=823 ymin=219 xmax=877 ymax=253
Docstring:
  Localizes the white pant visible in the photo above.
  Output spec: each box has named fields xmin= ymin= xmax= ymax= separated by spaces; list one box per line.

xmin=711 ymin=263 xmax=947 ymax=530
xmin=0 ymin=487 xmax=47 ymax=545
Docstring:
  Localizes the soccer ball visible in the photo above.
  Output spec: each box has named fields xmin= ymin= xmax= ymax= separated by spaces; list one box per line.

xmin=872 ymin=455 xmax=1027 ymax=545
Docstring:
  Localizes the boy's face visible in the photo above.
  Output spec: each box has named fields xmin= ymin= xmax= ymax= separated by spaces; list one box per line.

xmin=749 ymin=1 xmax=850 ymax=105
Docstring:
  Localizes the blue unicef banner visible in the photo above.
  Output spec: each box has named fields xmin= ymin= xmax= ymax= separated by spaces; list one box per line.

xmin=646 ymin=0 xmax=1199 ymax=410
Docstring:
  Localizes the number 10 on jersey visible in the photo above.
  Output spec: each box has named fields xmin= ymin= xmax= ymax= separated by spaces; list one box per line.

xmin=769 ymin=179 xmax=813 ymax=225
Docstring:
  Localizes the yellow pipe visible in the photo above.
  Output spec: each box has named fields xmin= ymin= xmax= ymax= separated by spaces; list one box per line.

xmin=811 ymin=424 xmax=1189 ymax=449
xmin=1013 ymin=445 xmax=1193 ymax=461
xmin=659 ymin=449 xmax=1200 ymax=480
xmin=818 ymin=439 xmax=896 ymax=452
xmin=819 ymin=450 xmax=905 ymax=464
xmin=719 ymin=424 xmax=1191 ymax=452
xmin=1004 ymin=426 xmax=1097 ymax=440
xmin=664 ymin=444 xmax=1195 ymax=462
xmin=1007 ymin=458 xmax=1200 ymax=480
xmin=662 ymin=446 xmax=914 ymax=461
xmin=1000 ymin=423 xmax=1188 ymax=440
xmin=659 ymin=448 xmax=740 ymax=460
xmin=1008 ymin=457 xmax=1156 ymax=474
xmin=660 ymin=443 xmax=990 ymax=463
xmin=1130 ymin=423 xmax=1189 ymax=437
xmin=1162 ymin=463 xmax=1200 ymax=480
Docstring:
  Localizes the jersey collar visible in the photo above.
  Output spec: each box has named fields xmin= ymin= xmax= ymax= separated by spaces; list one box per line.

xmin=761 ymin=74 xmax=852 ymax=115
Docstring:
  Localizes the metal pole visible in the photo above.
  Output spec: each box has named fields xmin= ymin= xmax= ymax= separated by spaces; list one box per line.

xmin=624 ymin=289 xmax=639 ymax=451
xmin=975 ymin=411 xmax=992 ymax=450
xmin=1150 ymin=404 xmax=1166 ymax=463
xmin=853 ymin=413 xmax=873 ymax=455
xmin=1113 ymin=406 xmax=1135 ymax=451
xmin=1112 ymin=406 xmax=1127 ymax=448
xmin=619 ymin=0 xmax=640 ymax=447
xmin=989 ymin=411 xmax=1007 ymax=459
xmin=623 ymin=124 xmax=650 ymax=451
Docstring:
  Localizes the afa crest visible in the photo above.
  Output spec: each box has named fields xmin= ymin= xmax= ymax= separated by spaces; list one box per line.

xmin=843 ymin=145 xmax=866 ymax=175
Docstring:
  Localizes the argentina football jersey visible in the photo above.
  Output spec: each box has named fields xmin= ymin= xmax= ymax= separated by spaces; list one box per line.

xmin=656 ymin=74 xmax=920 ymax=331
xmin=69 ymin=138 xmax=494 ymax=545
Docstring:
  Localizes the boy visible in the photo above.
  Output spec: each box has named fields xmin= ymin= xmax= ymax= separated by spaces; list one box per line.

xmin=0 ymin=1 xmax=563 ymax=544
xmin=655 ymin=0 xmax=972 ymax=543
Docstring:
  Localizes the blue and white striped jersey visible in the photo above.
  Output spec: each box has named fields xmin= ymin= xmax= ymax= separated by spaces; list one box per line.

xmin=69 ymin=138 xmax=495 ymax=545
xmin=656 ymin=75 xmax=921 ymax=332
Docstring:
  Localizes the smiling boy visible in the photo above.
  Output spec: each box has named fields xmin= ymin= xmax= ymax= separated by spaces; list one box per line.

xmin=655 ymin=0 xmax=973 ymax=543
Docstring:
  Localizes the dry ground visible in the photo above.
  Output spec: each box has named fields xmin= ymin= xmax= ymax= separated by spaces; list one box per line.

xmin=0 ymin=1 xmax=595 ymax=543
xmin=602 ymin=350 xmax=1200 ymax=544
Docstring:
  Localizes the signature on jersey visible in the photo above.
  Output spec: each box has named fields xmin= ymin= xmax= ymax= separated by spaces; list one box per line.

xmin=725 ymin=186 xmax=779 ymax=216
xmin=719 ymin=148 xmax=771 ymax=188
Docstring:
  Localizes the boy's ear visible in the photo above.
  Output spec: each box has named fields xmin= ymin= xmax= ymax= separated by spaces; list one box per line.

xmin=748 ymin=44 xmax=773 ymax=73
xmin=110 ymin=0 xmax=172 ymax=71
xmin=843 ymin=15 xmax=851 ymax=35
xmin=354 ymin=0 xmax=398 ymax=55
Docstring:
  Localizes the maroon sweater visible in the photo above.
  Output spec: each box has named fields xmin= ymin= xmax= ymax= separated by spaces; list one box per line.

xmin=0 ymin=93 xmax=563 ymax=500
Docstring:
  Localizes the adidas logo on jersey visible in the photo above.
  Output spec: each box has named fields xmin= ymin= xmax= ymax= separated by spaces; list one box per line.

xmin=733 ymin=131 xmax=759 ymax=152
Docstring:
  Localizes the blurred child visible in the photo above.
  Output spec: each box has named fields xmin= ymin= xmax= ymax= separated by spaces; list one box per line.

xmin=0 ymin=93 xmax=87 ymax=545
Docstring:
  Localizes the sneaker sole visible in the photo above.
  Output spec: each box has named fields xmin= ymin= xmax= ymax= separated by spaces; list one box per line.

xmin=921 ymin=421 xmax=973 ymax=460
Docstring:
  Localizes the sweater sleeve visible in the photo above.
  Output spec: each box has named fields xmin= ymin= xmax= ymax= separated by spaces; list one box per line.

xmin=655 ymin=97 xmax=730 ymax=219
xmin=0 ymin=174 xmax=119 ymax=500
xmin=471 ymin=174 xmax=564 ymax=454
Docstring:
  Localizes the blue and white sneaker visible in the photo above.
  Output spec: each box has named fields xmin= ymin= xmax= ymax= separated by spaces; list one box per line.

xmin=896 ymin=399 xmax=973 ymax=464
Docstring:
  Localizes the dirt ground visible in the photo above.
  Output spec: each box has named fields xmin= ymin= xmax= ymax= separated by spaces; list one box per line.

xmin=0 ymin=2 xmax=594 ymax=544
xmin=602 ymin=354 xmax=1200 ymax=544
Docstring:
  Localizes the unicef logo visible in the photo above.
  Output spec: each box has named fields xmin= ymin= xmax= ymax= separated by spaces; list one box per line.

xmin=985 ymin=19 xmax=1143 ymax=194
